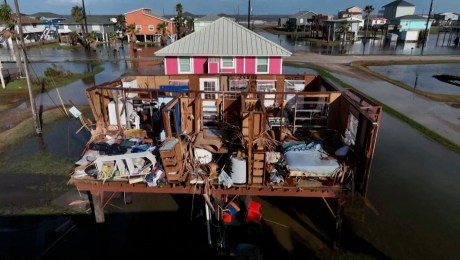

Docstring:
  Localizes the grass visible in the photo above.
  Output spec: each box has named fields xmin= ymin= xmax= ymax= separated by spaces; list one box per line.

xmin=300 ymin=64 xmax=460 ymax=154
xmin=0 ymin=66 xmax=104 ymax=112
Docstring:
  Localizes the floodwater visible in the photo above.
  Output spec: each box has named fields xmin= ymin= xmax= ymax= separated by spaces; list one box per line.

xmin=256 ymin=29 xmax=460 ymax=55
xmin=369 ymin=63 xmax=460 ymax=95
xmin=1 ymin=57 xmax=460 ymax=258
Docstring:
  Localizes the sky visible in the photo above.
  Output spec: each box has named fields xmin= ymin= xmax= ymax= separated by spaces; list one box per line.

xmin=5 ymin=0 xmax=459 ymax=16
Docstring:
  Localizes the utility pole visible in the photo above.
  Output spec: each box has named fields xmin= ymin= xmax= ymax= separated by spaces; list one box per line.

xmin=82 ymin=0 xmax=89 ymax=37
xmin=247 ymin=0 xmax=251 ymax=29
xmin=421 ymin=0 xmax=434 ymax=55
xmin=13 ymin=0 xmax=42 ymax=134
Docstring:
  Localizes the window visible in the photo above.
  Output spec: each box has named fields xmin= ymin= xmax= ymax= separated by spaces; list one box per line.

xmin=178 ymin=57 xmax=191 ymax=73
xmin=169 ymin=80 xmax=189 ymax=86
xmin=228 ymin=79 xmax=248 ymax=98
xmin=148 ymin=25 xmax=154 ymax=31
xmin=203 ymin=81 xmax=216 ymax=99
xmin=300 ymin=18 xmax=304 ymax=23
xmin=256 ymin=57 xmax=269 ymax=73
xmin=344 ymin=112 xmax=359 ymax=146
xmin=257 ymin=80 xmax=276 ymax=107
xmin=136 ymin=25 xmax=142 ymax=31
xmin=208 ymin=57 xmax=218 ymax=62
xmin=221 ymin=57 xmax=234 ymax=68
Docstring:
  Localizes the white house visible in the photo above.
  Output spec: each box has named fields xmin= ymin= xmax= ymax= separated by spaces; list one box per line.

xmin=382 ymin=0 xmax=416 ymax=19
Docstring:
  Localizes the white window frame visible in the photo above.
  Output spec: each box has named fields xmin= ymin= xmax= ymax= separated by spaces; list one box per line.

xmin=221 ymin=57 xmax=235 ymax=69
xmin=228 ymin=79 xmax=248 ymax=98
xmin=256 ymin=80 xmax=276 ymax=107
xmin=148 ymin=25 xmax=154 ymax=31
xmin=178 ymin=57 xmax=192 ymax=74
xmin=256 ymin=57 xmax=269 ymax=74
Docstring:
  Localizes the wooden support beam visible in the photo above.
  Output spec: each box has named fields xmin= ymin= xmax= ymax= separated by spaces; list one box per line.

xmin=333 ymin=196 xmax=346 ymax=250
xmin=89 ymin=190 xmax=105 ymax=223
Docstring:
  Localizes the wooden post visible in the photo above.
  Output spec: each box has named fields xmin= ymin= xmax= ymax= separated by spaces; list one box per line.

xmin=0 ymin=61 xmax=5 ymax=89
xmin=89 ymin=190 xmax=105 ymax=223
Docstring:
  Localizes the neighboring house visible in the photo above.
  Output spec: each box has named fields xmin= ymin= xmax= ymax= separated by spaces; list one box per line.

xmin=194 ymin=14 xmax=226 ymax=32
xmin=286 ymin=10 xmax=317 ymax=31
xmin=389 ymin=15 xmax=431 ymax=41
xmin=58 ymin=15 xmax=117 ymax=41
xmin=322 ymin=18 xmax=361 ymax=41
xmin=124 ymin=8 xmax=176 ymax=43
xmin=338 ymin=6 xmax=363 ymax=19
xmin=364 ymin=17 xmax=388 ymax=28
xmin=154 ymin=17 xmax=291 ymax=76
xmin=0 ymin=15 xmax=49 ymax=47
xmin=434 ymin=12 xmax=459 ymax=26
xmin=382 ymin=0 xmax=416 ymax=20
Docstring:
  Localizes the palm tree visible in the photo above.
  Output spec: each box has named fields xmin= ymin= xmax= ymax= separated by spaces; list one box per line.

xmin=0 ymin=3 xmax=22 ymax=76
xmin=157 ymin=22 xmax=169 ymax=47
xmin=71 ymin=5 xmax=86 ymax=45
xmin=107 ymin=32 xmax=117 ymax=50
xmin=185 ymin=17 xmax=194 ymax=34
xmin=339 ymin=20 xmax=350 ymax=51
xmin=175 ymin=3 xmax=184 ymax=39
xmin=69 ymin=31 xmax=78 ymax=46
xmin=85 ymin=31 xmax=98 ymax=50
xmin=116 ymin=14 xmax=126 ymax=49
xmin=363 ymin=5 xmax=374 ymax=40
xmin=126 ymin=23 xmax=138 ymax=44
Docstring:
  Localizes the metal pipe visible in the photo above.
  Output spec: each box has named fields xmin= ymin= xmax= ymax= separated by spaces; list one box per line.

xmin=205 ymin=200 xmax=212 ymax=245
xmin=421 ymin=0 xmax=434 ymax=55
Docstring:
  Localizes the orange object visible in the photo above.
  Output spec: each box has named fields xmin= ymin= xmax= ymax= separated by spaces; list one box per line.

xmin=246 ymin=200 xmax=262 ymax=223
xmin=223 ymin=213 xmax=232 ymax=223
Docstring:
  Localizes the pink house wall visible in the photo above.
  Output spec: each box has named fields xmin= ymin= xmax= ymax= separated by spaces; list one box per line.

xmin=193 ymin=57 xmax=207 ymax=74
xmin=245 ymin=57 xmax=256 ymax=74
xmin=163 ymin=56 xmax=284 ymax=75
xmin=236 ymin=57 xmax=245 ymax=74
xmin=269 ymin=57 xmax=282 ymax=74
xmin=209 ymin=62 xmax=219 ymax=73
xmin=165 ymin=57 xmax=178 ymax=75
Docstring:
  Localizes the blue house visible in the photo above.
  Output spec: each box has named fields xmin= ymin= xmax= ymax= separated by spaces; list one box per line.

xmin=389 ymin=15 xmax=431 ymax=41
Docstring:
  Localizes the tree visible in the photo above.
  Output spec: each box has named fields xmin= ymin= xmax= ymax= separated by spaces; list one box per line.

xmin=107 ymin=32 xmax=117 ymax=50
xmin=85 ymin=31 xmax=98 ymax=50
xmin=363 ymin=5 xmax=374 ymax=39
xmin=71 ymin=5 xmax=86 ymax=46
xmin=126 ymin=23 xmax=138 ymax=44
xmin=157 ymin=22 xmax=169 ymax=47
xmin=116 ymin=14 xmax=126 ymax=49
xmin=175 ymin=3 xmax=185 ymax=39
xmin=69 ymin=31 xmax=78 ymax=46
xmin=185 ymin=17 xmax=194 ymax=35
xmin=0 ymin=3 xmax=22 ymax=76
xmin=339 ymin=20 xmax=350 ymax=51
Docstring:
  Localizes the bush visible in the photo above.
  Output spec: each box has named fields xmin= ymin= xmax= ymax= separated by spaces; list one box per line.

xmin=43 ymin=64 xmax=73 ymax=78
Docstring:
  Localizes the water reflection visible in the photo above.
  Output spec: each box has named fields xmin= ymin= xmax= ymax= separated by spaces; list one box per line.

xmin=369 ymin=64 xmax=460 ymax=95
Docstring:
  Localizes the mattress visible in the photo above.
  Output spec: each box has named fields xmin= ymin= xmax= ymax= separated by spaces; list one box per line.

xmin=283 ymin=141 xmax=339 ymax=177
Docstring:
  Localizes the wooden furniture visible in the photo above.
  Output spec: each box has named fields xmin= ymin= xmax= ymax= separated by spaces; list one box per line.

xmin=159 ymin=138 xmax=184 ymax=182
xmin=252 ymin=151 xmax=266 ymax=185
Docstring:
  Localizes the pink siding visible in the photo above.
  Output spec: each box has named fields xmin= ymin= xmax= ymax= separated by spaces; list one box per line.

xmin=221 ymin=68 xmax=235 ymax=73
xmin=209 ymin=62 xmax=219 ymax=73
xmin=245 ymin=57 xmax=256 ymax=74
xmin=269 ymin=57 xmax=282 ymax=74
xmin=236 ymin=57 xmax=245 ymax=74
xmin=193 ymin=57 xmax=207 ymax=74
xmin=165 ymin=57 xmax=178 ymax=75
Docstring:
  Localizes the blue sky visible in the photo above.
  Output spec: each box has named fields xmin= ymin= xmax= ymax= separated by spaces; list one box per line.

xmin=7 ymin=0 xmax=458 ymax=16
